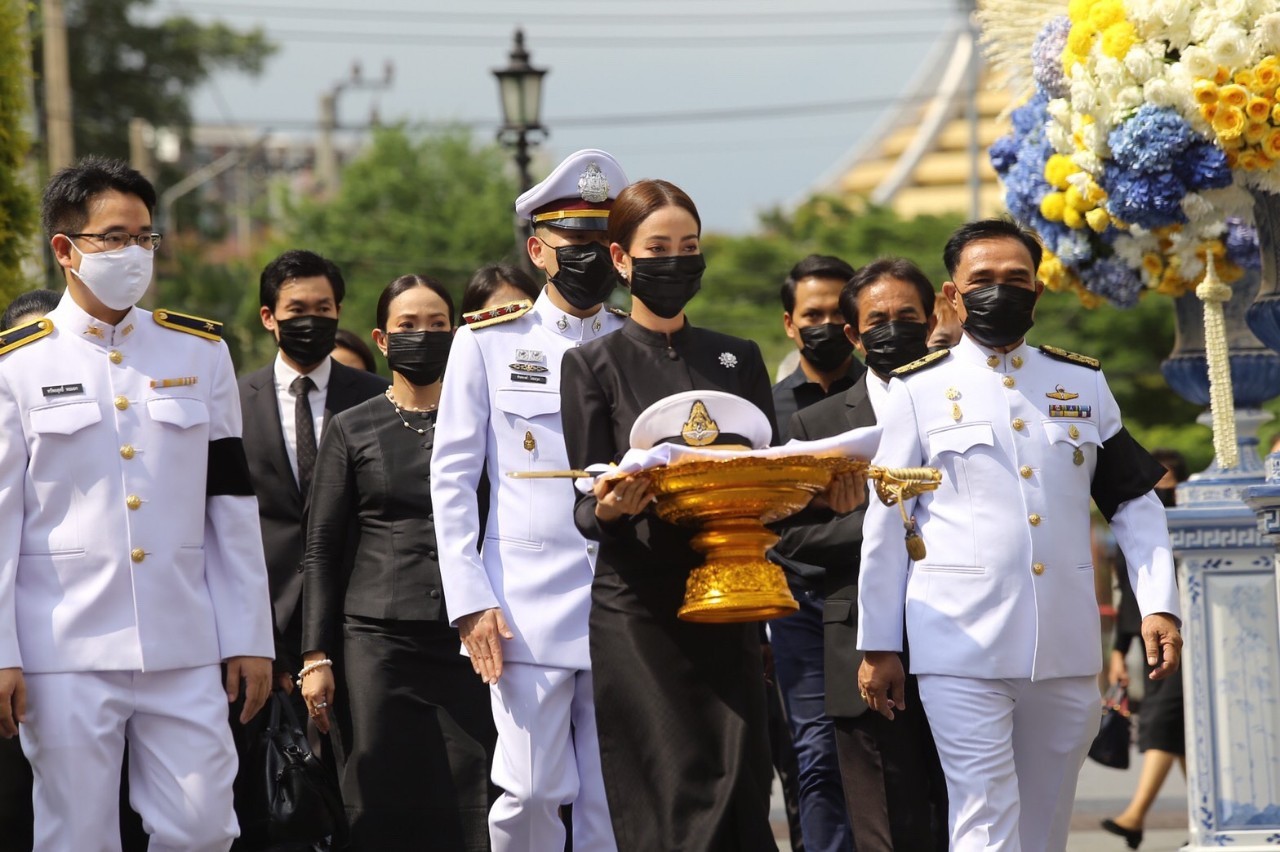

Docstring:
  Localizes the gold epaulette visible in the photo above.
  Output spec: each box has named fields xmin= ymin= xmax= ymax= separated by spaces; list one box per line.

xmin=154 ymin=309 xmax=223 ymax=341
xmin=891 ymin=348 xmax=950 ymax=378
xmin=1040 ymin=345 xmax=1100 ymax=370
xmin=605 ymin=305 xmax=629 ymax=318
xmin=0 ymin=318 xmax=54 ymax=356
xmin=463 ymin=299 xmax=533 ymax=329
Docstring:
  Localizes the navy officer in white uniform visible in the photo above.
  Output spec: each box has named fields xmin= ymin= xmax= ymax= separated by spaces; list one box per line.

xmin=0 ymin=157 xmax=274 ymax=852
xmin=857 ymin=219 xmax=1182 ymax=851
xmin=431 ymin=149 xmax=629 ymax=851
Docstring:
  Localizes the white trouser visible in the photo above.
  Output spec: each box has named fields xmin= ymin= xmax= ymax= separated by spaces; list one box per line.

xmin=20 ymin=665 xmax=239 ymax=852
xmin=917 ymin=674 xmax=1100 ymax=852
xmin=489 ymin=662 xmax=616 ymax=852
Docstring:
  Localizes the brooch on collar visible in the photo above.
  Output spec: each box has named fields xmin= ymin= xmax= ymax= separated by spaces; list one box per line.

xmin=718 ymin=352 xmax=738 ymax=369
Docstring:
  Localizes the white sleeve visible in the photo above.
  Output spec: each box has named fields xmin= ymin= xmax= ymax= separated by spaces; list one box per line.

xmin=0 ymin=370 xmax=25 ymax=669
xmin=1111 ymin=491 xmax=1180 ymax=622
xmin=857 ymin=378 xmax=923 ymax=652
xmin=430 ymin=327 xmax=500 ymax=624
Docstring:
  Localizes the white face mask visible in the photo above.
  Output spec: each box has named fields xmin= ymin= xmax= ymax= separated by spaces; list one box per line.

xmin=68 ymin=241 xmax=153 ymax=311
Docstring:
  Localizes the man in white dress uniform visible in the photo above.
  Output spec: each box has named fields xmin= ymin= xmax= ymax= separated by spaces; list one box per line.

xmin=0 ymin=157 xmax=274 ymax=852
xmin=857 ymin=218 xmax=1183 ymax=851
xmin=431 ymin=149 xmax=628 ymax=851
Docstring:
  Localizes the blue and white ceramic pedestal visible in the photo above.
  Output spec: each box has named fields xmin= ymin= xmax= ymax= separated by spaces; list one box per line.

xmin=1174 ymin=410 xmax=1280 ymax=848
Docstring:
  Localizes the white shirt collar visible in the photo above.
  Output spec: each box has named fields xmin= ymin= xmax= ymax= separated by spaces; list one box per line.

xmin=533 ymin=288 xmax=609 ymax=341
xmin=273 ymin=351 xmax=332 ymax=393
xmin=952 ymin=333 xmax=1032 ymax=372
xmin=49 ymin=291 xmax=143 ymax=348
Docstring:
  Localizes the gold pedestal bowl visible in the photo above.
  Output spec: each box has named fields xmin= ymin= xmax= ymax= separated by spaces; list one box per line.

xmin=645 ymin=455 xmax=941 ymax=624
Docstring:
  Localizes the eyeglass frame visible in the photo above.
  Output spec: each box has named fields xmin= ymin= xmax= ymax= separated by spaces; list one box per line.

xmin=66 ymin=231 xmax=164 ymax=251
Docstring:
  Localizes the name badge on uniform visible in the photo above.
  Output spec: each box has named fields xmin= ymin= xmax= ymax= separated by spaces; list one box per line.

xmin=42 ymin=383 xmax=84 ymax=397
xmin=510 ymin=373 xmax=547 ymax=385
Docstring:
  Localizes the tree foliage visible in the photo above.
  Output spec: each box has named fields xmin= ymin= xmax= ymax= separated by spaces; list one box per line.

xmin=29 ymin=0 xmax=275 ymax=162
xmin=0 ymin=0 xmax=39 ymax=308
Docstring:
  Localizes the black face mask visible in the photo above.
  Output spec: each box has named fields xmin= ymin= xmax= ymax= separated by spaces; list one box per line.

xmin=548 ymin=241 xmax=616 ymax=310
xmin=1155 ymin=487 xmax=1176 ymax=508
xmin=628 ymin=254 xmax=706 ymax=319
xmin=859 ymin=320 xmax=930 ymax=378
xmin=798 ymin=323 xmax=854 ymax=372
xmin=385 ymin=330 xmax=452 ymax=386
xmin=959 ymin=285 xmax=1038 ymax=349
xmin=276 ymin=315 xmax=339 ymax=368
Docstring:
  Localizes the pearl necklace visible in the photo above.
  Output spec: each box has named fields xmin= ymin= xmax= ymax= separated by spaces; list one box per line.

xmin=385 ymin=389 xmax=437 ymax=436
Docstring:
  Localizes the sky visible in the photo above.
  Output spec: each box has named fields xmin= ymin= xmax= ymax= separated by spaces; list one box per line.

xmin=148 ymin=0 xmax=967 ymax=234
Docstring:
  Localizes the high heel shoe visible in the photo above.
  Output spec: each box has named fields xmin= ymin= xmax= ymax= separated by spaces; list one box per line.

xmin=1101 ymin=818 xmax=1143 ymax=849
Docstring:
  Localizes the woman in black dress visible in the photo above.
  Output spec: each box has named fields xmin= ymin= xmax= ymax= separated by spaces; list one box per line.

xmin=560 ymin=179 xmax=860 ymax=851
xmin=299 ymin=275 xmax=496 ymax=851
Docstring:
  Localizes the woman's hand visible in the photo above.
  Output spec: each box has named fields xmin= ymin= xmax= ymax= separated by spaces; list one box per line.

xmin=299 ymin=651 xmax=336 ymax=734
xmin=811 ymin=469 xmax=868 ymax=515
xmin=1108 ymin=649 xmax=1130 ymax=688
xmin=593 ymin=474 xmax=654 ymax=522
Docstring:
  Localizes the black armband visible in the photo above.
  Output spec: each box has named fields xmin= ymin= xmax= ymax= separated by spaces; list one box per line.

xmin=207 ymin=437 xmax=255 ymax=497
xmin=1091 ymin=427 xmax=1166 ymax=522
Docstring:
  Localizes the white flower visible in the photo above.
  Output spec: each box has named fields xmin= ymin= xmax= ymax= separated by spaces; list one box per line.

xmin=1189 ymin=9 xmax=1219 ymax=44
xmin=1070 ymin=74 xmax=1100 ymax=113
xmin=1258 ymin=13 xmax=1280 ymax=54
xmin=1123 ymin=44 xmax=1159 ymax=82
xmin=1208 ymin=24 xmax=1249 ymax=69
xmin=1111 ymin=234 xmax=1148 ymax=267
xmin=1047 ymin=121 xmax=1072 ymax=153
xmin=1081 ymin=120 xmax=1110 ymax=157
xmin=1072 ymin=149 xmax=1103 ymax=176
xmin=1047 ymin=97 xmax=1071 ymax=124
xmin=1181 ymin=192 xmax=1215 ymax=225
xmin=1143 ymin=77 xmax=1177 ymax=107
xmin=718 ymin=352 xmax=738 ymax=369
xmin=1201 ymin=184 xmax=1254 ymax=220
xmin=1111 ymin=85 xmax=1146 ymax=121
xmin=1179 ymin=46 xmax=1217 ymax=80
xmin=1217 ymin=0 xmax=1249 ymax=24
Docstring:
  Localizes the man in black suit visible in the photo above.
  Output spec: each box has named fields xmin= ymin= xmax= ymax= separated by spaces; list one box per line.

xmin=233 ymin=250 xmax=387 ymax=847
xmin=779 ymin=257 xmax=948 ymax=851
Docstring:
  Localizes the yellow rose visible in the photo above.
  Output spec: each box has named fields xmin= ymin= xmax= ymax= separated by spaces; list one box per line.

xmin=1202 ymin=101 xmax=1220 ymax=123
xmin=1194 ymin=80 xmax=1219 ymax=104
xmin=1245 ymin=121 xmax=1269 ymax=145
xmin=1213 ymin=105 xmax=1247 ymax=141
xmin=1215 ymin=66 xmax=1231 ymax=86
xmin=1141 ymin=253 xmax=1163 ymax=276
xmin=1272 ymin=102 xmax=1280 ymax=123
xmin=1067 ymin=23 xmax=1097 ymax=58
xmin=1101 ymin=21 xmax=1137 ymax=59
xmin=1236 ymin=69 xmax=1256 ymax=89
xmin=1264 ymin=127 xmax=1280 ymax=160
xmin=1253 ymin=63 xmax=1280 ymax=91
xmin=1078 ymin=288 xmax=1103 ymax=309
xmin=1040 ymin=192 xmax=1067 ymax=222
xmin=1088 ymin=0 xmax=1124 ymax=30
xmin=1247 ymin=96 xmax=1272 ymax=122
xmin=1258 ymin=56 xmax=1280 ymax=76
xmin=1044 ymin=153 xmax=1077 ymax=190
xmin=1085 ymin=207 xmax=1110 ymax=232
xmin=1226 ymin=149 xmax=1240 ymax=168
xmin=1240 ymin=150 xmax=1262 ymax=170
xmin=1219 ymin=84 xmax=1250 ymax=108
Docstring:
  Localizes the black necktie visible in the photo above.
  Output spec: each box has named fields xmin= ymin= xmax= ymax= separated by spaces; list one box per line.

xmin=291 ymin=375 xmax=317 ymax=496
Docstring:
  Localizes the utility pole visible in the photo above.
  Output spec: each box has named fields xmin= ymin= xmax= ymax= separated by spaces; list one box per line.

xmin=42 ymin=0 xmax=74 ymax=173
xmin=962 ymin=0 xmax=982 ymax=220
xmin=16 ymin=1 xmax=47 ymax=286
xmin=315 ymin=60 xmax=393 ymax=195
xmin=129 ymin=118 xmax=156 ymax=184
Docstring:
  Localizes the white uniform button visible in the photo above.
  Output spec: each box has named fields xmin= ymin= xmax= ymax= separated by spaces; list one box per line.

xmin=1012 ymin=418 xmax=1025 ymax=430
xmin=130 ymin=548 xmax=146 ymax=564
xmin=1002 ymin=376 xmax=1016 ymax=389
xmin=1020 ymin=465 xmax=1033 ymax=478
xmin=109 ymin=350 xmax=123 ymax=364
xmin=126 ymin=495 xmax=142 ymax=510
xmin=114 ymin=395 xmax=129 ymax=411
xmin=1032 ymin=562 xmax=1045 ymax=575
xmin=587 ymin=544 xmax=597 ymax=554
xmin=120 ymin=445 xmax=136 ymax=460
xmin=1029 ymin=513 xmax=1041 ymax=526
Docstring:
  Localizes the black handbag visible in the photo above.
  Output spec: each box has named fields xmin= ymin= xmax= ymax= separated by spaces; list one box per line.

xmin=1088 ymin=685 xmax=1132 ymax=770
xmin=244 ymin=690 xmax=348 ymax=850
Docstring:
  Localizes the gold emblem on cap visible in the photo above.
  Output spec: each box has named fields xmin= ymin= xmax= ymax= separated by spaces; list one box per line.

xmin=1046 ymin=384 xmax=1079 ymax=401
xmin=681 ymin=400 xmax=720 ymax=447
xmin=578 ymin=161 xmax=610 ymax=203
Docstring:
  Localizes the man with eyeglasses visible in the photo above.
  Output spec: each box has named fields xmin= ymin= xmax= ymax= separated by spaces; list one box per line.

xmin=0 ymin=156 xmax=274 ymax=851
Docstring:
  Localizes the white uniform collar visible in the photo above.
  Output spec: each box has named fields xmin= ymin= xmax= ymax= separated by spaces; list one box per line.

xmin=273 ymin=351 xmax=332 ymax=393
xmin=49 ymin=291 xmax=143 ymax=348
xmin=533 ymin=288 xmax=609 ymax=342
xmin=952 ymin=334 xmax=1033 ymax=373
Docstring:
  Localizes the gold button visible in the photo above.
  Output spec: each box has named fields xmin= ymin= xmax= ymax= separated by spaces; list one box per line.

xmin=1032 ymin=562 xmax=1045 ymax=575
xmin=1069 ymin=425 xmax=1080 ymax=439
xmin=1012 ymin=418 xmax=1025 ymax=430
xmin=1002 ymin=376 xmax=1015 ymax=389
xmin=120 ymin=445 xmax=135 ymax=460
xmin=1011 ymin=356 xmax=1023 ymax=369
xmin=109 ymin=350 xmax=123 ymax=364
xmin=1029 ymin=513 xmax=1042 ymax=526
xmin=130 ymin=548 xmax=146 ymax=564
xmin=114 ymin=396 xmax=129 ymax=411
xmin=1020 ymin=465 xmax=1033 ymax=478
xmin=126 ymin=495 xmax=142 ymax=510
xmin=986 ymin=355 xmax=999 ymax=368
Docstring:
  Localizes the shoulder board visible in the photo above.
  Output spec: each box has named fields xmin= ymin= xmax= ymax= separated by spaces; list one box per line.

xmin=154 ymin=309 xmax=223 ymax=341
xmin=463 ymin=299 xmax=533 ymax=329
xmin=0 ymin=318 xmax=54 ymax=357
xmin=605 ymin=305 xmax=629 ymax=318
xmin=891 ymin=348 xmax=951 ymax=378
xmin=1039 ymin=344 xmax=1100 ymax=370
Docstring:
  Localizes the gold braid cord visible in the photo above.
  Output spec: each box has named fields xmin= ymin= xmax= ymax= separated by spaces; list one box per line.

xmin=1196 ymin=254 xmax=1238 ymax=469
xmin=869 ymin=466 xmax=942 ymax=561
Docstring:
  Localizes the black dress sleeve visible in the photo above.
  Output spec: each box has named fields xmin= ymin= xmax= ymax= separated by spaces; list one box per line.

xmin=561 ymin=347 xmax=632 ymax=542
xmin=300 ymin=414 xmax=357 ymax=657
xmin=743 ymin=340 xmax=781 ymax=446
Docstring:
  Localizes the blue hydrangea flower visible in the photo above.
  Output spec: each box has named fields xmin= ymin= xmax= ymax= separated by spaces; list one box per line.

xmin=1011 ymin=90 xmax=1050 ymax=136
xmin=1175 ymin=142 xmax=1234 ymax=191
xmin=1108 ymin=105 xmax=1199 ymax=174
xmin=990 ymin=134 xmax=1019 ymax=175
xmin=1032 ymin=17 xmax=1072 ymax=100
xmin=1085 ymin=257 xmax=1145 ymax=307
xmin=1104 ymin=166 xmax=1188 ymax=229
xmin=1225 ymin=218 xmax=1262 ymax=270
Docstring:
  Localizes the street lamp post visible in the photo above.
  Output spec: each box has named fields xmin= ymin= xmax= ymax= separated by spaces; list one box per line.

xmin=493 ymin=29 xmax=547 ymax=269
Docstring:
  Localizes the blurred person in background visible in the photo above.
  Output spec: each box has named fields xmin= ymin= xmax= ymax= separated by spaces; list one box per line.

xmin=460 ymin=264 xmax=542 ymax=317
xmin=331 ymin=327 xmax=378 ymax=373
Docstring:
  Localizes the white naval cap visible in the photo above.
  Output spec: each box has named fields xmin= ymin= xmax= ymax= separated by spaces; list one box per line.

xmin=629 ymin=390 xmax=772 ymax=451
xmin=514 ymin=148 xmax=628 ymax=231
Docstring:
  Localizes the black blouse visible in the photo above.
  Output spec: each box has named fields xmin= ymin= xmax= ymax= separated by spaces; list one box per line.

xmin=301 ymin=393 xmax=446 ymax=656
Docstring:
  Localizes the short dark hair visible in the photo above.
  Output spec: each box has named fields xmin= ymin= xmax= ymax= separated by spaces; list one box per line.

xmin=942 ymin=218 xmax=1044 ymax=278
xmin=375 ymin=274 xmax=456 ymax=331
xmin=333 ymin=327 xmax=377 ymax=372
xmin=780 ymin=254 xmax=856 ymax=314
xmin=839 ymin=257 xmax=936 ymax=328
xmin=460 ymin=264 xmax=542 ymax=316
xmin=2 ymin=289 xmax=62 ymax=330
xmin=41 ymin=157 xmax=157 ymax=237
xmin=259 ymin=250 xmax=346 ymax=311
xmin=1151 ymin=448 xmax=1189 ymax=483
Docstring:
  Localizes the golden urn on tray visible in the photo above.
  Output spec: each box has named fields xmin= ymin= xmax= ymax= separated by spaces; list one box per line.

xmin=646 ymin=454 xmax=941 ymax=623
